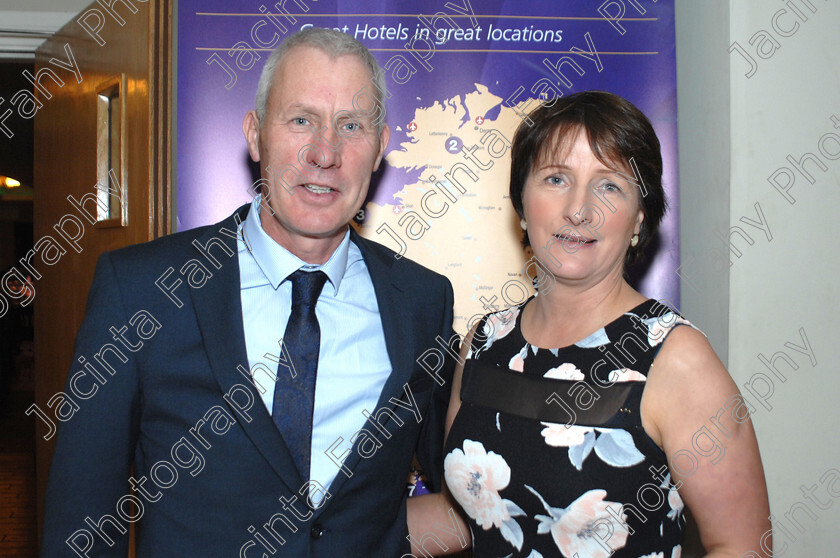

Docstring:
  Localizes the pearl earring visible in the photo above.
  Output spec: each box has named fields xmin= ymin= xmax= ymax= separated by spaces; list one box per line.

xmin=520 ymin=219 xmax=527 ymax=231
xmin=630 ymin=234 xmax=639 ymax=247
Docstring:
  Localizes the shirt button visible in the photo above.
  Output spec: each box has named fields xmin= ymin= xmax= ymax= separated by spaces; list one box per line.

xmin=310 ymin=524 xmax=326 ymax=539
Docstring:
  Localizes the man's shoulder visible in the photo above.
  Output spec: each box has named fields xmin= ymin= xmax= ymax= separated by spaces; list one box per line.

xmin=351 ymin=228 xmax=450 ymax=286
xmin=106 ymin=205 xmax=248 ymax=269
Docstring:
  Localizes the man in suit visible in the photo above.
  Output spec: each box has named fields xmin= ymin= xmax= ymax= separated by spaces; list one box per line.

xmin=42 ymin=27 xmax=457 ymax=557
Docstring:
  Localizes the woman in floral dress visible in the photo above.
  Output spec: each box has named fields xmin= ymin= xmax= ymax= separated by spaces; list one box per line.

xmin=408 ymin=92 xmax=771 ymax=557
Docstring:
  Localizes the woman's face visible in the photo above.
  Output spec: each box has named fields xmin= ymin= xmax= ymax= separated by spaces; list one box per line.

xmin=521 ymin=129 xmax=644 ymax=286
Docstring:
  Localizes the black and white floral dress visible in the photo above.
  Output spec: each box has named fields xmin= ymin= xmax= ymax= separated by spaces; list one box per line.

xmin=444 ymin=298 xmax=692 ymax=558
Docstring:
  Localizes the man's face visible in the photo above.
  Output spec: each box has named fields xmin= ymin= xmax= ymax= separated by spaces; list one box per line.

xmin=243 ymin=46 xmax=390 ymax=262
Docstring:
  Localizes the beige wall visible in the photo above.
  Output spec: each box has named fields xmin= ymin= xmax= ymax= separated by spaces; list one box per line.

xmin=678 ymin=1 xmax=840 ymax=555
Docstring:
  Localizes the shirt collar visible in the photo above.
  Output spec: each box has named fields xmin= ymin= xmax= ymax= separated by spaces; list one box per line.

xmin=241 ymin=196 xmax=351 ymax=295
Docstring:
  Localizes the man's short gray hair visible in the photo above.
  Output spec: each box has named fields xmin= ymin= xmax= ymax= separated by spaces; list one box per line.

xmin=254 ymin=27 xmax=388 ymax=134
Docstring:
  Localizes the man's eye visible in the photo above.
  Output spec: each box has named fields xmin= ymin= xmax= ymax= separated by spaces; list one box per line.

xmin=343 ymin=122 xmax=359 ymax=132
xmin=293 ymin=117 xmax=309 ymax=126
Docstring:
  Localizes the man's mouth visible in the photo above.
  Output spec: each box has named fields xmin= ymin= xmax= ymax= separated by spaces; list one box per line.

xmin=303 ymin=183 xmax=334 ymax=194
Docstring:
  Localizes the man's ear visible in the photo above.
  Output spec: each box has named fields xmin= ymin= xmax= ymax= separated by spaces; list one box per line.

xmin=373 ymin=123 xmax=391 ymax=172
xmin=243 ymin=110 xmax=261 ymax=162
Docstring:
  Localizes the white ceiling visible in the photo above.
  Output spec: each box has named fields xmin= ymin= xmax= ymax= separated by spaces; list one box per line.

xmin=0 ymin=1 xmax=93 ymax=60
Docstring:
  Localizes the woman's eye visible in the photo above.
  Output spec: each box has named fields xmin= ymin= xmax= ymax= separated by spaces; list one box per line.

xmin=547 ymin=176 xmax=565 ymax=185
xmin=600 ymin=181 xmax=621 ymax=192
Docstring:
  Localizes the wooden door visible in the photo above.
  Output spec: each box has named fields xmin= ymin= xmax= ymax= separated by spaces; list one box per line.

xmin=31 ymin=0 xmax=172 ymax=546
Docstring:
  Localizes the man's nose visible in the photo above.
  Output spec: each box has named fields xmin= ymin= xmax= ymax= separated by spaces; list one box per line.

xmin=303 ymin=125 xmax=342 ymax=169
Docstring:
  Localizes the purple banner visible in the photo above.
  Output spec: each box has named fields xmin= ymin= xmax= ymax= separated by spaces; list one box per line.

xmin=177 ymin=0 xmax=678 ymax=330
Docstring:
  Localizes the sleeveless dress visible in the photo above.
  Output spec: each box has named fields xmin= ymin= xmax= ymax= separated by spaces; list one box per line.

xmin=444 ymin=298 xmax=693 ymax=558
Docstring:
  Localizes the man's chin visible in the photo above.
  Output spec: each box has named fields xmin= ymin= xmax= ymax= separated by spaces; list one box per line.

xmin=266 ymin=218 xmax=350 ymax=242
xmin=298 ymin=224 xmax=351 ymax=240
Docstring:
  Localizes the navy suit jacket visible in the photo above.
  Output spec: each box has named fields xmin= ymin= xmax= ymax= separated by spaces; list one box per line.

xmin=41 ymin=204 xmax=457 ymax=557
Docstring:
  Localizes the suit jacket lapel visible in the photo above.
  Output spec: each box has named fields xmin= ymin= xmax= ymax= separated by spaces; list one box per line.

xmin=189 ymin=205 xmax=302 ymax=492
xmin=323 ymin=229 xmax=416 ymax=501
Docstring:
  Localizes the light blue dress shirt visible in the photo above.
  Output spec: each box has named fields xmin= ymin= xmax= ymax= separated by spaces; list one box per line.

xmin=237 ymin=197 xmax=392 ymax=493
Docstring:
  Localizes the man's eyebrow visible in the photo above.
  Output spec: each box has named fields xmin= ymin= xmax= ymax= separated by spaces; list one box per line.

xmin=285 ymin=103 xmax=316 ymax=114
xmin=282 ymin=104 xmax=364 ymax=119
xmin=334 ymin=111 xmax=364 ymax=120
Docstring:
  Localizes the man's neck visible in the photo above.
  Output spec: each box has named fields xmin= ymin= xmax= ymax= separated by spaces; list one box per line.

xmin=258 ymin=207 xmax=347 ymax=265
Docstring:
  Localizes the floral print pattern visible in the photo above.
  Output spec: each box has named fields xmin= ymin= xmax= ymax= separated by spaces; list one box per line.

xmin=661 ymin=473 xmax=684 ymax=522
xmin=509 ymin=344 xmax=528 ymax=372
xmin=642 ymin=312 xmax=693 ymax=347
xmin=445 ymin=440 xmax=526 ymax=549
xmin=445 ymin=299 xmax=690 ymax=556
xmin=544 ymin=363 xmax=585 ymax=381
xmin=528 ymin=486 xmax=630 ymax=558
xmin=482 ymin=306 xmax=520 ymax=350
xmin=639 ymin=546 xmax=682 ymax=558
xmin=608 ymin=368 xmax=647 ymax=383
xmin=445 ymin=440 xmax=512 ymax=529
xmin=539 ymin=425 xmax=645 ymax=470
xmin=540 ymin=423 xmax=593 ymax=448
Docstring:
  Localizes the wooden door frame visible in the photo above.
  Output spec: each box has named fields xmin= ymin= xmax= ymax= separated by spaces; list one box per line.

xmin=32 ymin=0 xmax=173 ymax=547
xmin=151 ymin=0 xmax=173 ymax=239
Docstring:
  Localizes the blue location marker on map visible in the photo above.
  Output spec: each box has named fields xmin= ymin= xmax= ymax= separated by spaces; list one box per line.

xmin=445 ymin=136 xmax=463 ymax=154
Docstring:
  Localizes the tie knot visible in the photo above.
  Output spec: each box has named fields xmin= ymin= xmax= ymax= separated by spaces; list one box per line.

xmin=288 ymin=270 xmax=328 ymax=308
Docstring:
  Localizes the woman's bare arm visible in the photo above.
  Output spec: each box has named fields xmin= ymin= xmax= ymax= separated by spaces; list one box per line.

xmin=642 ymin=326 xmax=772 ymax=557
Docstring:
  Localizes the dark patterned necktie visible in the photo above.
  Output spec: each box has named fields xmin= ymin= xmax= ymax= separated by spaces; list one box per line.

xmin=272 ymin=269 xmax=328 ymax=480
